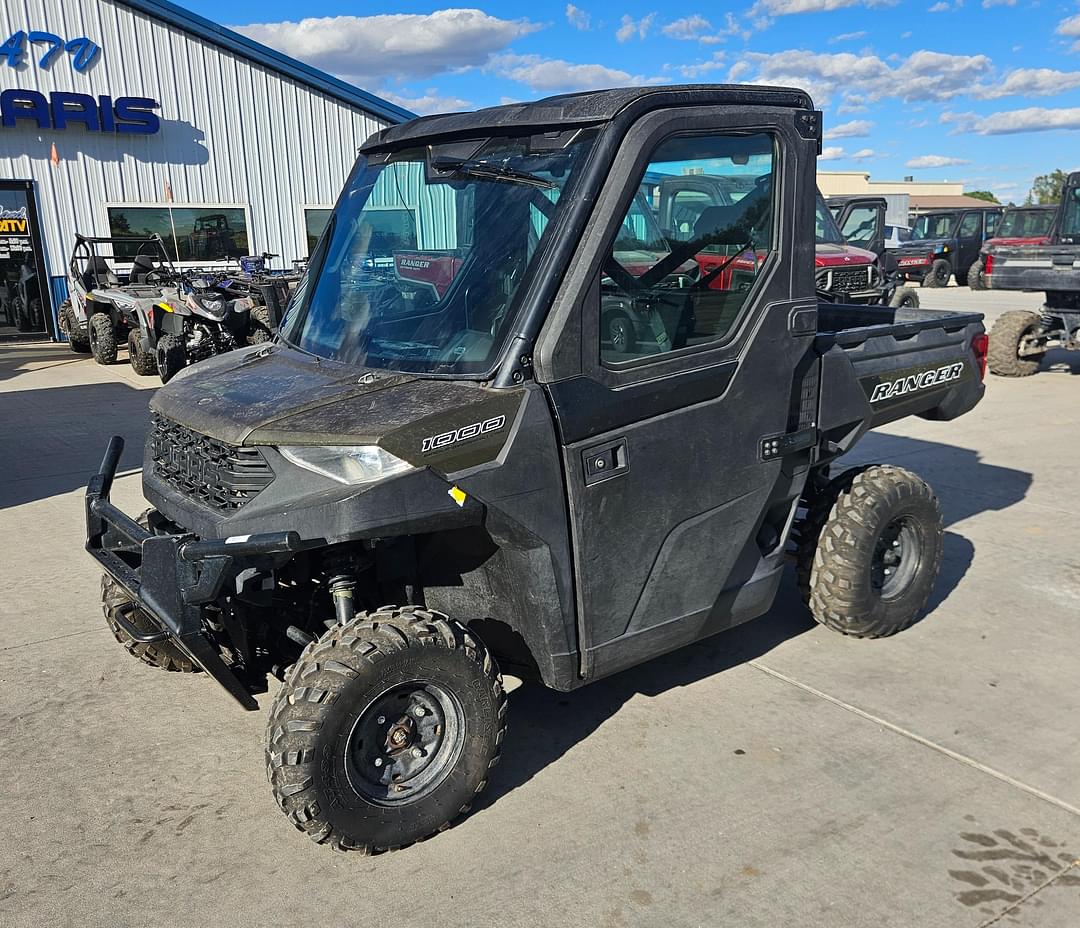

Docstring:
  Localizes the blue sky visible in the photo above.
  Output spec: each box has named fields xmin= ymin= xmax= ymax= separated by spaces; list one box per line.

xmin=184 ymin=0 xmax=1080 ymax=202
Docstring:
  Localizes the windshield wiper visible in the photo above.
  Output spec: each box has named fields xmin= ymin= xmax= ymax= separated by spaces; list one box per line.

xmin=430 ymin=156 xmax=555 ymax=190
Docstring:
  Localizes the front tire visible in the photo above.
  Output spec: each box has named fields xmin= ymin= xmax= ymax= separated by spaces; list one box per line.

xmin=604 ymin=311 xmax=637 ymax=355
xmin=247 ymin=305 xmax=273 ymax=345
xmin=267 ymin=607 xmax=506 ymax=853
xmin=922 ymin=258 xmax=951 ymax=288
xmin=156 ymin=333 xmax=186 ymax=383
xmin=968 ymin=258 xmax=987 ymax=290
xmin=796 ymin=465 xmax=943 ymax=638
xmin=888 ymin=287 xmax=920 ymax=308
xmin=988 ymin=310 xmax=1045 ymax=377
xmin=88 ymin=313 xmax=118 ymax=365
xmin=101 ymin=573 xmax=199 ymax=672
xmin=127 ymin=330 xmax=158 ymax=376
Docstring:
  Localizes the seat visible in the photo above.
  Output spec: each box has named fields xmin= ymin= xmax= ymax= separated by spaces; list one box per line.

xmin=83 ymin=256 xmax=119 ymax=290
xmin=129 ymin=254 xmax=158 ymax=284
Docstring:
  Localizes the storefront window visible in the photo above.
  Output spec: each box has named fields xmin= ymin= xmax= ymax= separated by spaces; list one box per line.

xmin=0 ymin=181 xmax=50 ymax=338
xmin=303 ymin=208 xmax=332 ymax=256
xmin=107 ymin=206 xmax=249 ymax=261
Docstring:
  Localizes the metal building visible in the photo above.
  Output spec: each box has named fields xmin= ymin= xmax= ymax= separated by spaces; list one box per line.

xmin=0 ymin=0 xmax=413 ymax=341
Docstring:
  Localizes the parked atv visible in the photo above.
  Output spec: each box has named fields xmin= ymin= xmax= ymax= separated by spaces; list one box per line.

xmin=154 ymin=273 xmax=274 ymax=383
xmin=890 ymin=206 xmax=1003 ymax=288
xmin=968 ymin=205 xmax=1055 ymax=291
xmin=984 ymin=173 xmax=1080 ymax=375
xmin=59 ymin=234 xmax=178 ymax=368
xmin=86 ymin=85 xmax=987 ymax=855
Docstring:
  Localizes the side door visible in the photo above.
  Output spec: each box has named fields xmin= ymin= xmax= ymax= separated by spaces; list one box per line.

xmin=538 ymin=109 xmax=819 ymax=680
xmin=835 ymin=198 xmax=885 ymax=258
xmin=956 ymin=210 xmax=983 ymax=271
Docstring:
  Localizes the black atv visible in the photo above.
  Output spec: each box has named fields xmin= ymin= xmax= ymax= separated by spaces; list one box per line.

xmin=86 ymin=86 xmax=987 ymax=855
xmin=890 ymin=206 xmax=1003 ymax=288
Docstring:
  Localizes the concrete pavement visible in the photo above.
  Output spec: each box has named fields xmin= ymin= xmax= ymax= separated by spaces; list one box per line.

xmin=1 ymin=286 xmax=1078 ymax=927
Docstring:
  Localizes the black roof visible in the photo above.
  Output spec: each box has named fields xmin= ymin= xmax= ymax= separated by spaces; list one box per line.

xmin=362 ymin=84 xmax=814 ymax=150
xmin=826 ymin=194 xmax=888 ymax=206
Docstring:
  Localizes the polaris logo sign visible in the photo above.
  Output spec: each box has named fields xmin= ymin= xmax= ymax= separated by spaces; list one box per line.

xmin=865 ymin=362 xmax=967 ymax=404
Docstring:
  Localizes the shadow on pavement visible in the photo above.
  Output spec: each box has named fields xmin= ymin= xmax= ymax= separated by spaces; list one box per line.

xmin=1036 ymin=347 xmax=1080 ymax=375
xmin=0 ymin=379 xmax=153 ymax=510
xmin=474 ymin=434 xmax=1027 ymax=816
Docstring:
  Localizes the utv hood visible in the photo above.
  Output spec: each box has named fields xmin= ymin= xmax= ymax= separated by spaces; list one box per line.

xmin=814 ymin=243 xmax=876 ymax=267
xmin=150 ymin=344 xmax=524 ymax=469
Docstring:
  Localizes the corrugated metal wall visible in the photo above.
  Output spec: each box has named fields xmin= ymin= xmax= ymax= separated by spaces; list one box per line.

xmin=0 ymin=0 xmax=391 ymax=287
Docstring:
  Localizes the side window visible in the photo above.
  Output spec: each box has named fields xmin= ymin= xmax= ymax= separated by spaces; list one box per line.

xmin=985 ymin=211 xmax=999 ymax=237
xmin=839 ymin=206 xmax=879 ymax=246
xmin=958 ymin=212 xmax=981 ymax=239
xmin=601 ymin=133 xmax=776 ymax=365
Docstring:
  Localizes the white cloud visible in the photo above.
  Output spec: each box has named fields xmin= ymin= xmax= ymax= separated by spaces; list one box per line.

xmin=566 ymin=4 xmax=591 ymax=30
xmin=660 ymin=14 xmax=743 ymax=43
xmin=379 ymin=89 xmax=472 ymax=116
xmin=850 ymin=148 xmax=877 ymax=159
xmin=906 ymin=154 xmax=971 ymax=168
xmin=943 ymin=106 xmax=1080 ymax=135
xmin=928 ymin=2 xmax=950 ymax=10
xmin=234 ymin=10 xmax=540 ymax=83
xmin=617 ymin=13 xmax=657 ymax=42
xmin=828 ymin=30 xmax=867 ymax=42
xmin=974 ymin=68 xmax=1080 ymax=99
xmin=1058 ymin=13 xmax=1080 ymax=51
xmin=982 ymin=0 xmax=1016 ymax=6
xmin=751 ymin=0 xmax=897 ymax=20
xmin=819 ymin=146 xmax=846 ymax=160
xmin=730 ymin=48 xmax=992 ymax=106
xmin=824 ymin=118 xmax=873 ymax=138
xmin=490 ymin=53 xmax=664 ymax=92
xmin=671 ymin=52 xmax=727 ymax=78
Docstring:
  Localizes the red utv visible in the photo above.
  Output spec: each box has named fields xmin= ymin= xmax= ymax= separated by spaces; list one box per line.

xmin=968 ymin=204 xmax=1055 ymax=290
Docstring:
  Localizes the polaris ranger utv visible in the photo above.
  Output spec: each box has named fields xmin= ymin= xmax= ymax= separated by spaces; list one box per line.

xmin=891 ymin=205 xmax=1003 ymax=288
xmin=967 ymin=204 xmax=1055 ymax=291
xmin=85 ymin=86 xmax=987 ymax=855
xmin=984 ymin=174 xmax=1080 ymax=375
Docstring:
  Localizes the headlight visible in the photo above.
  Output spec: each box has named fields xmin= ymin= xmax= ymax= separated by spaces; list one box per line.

xmin=279 ymin=445 xmax=414 ymax=485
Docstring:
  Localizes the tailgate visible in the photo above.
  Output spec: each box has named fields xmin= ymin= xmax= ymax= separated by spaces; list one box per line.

xmin=815 ymin=310 xmax=985 ymax=454
xmin=987 ymin=244 xmax=1080 ymax=292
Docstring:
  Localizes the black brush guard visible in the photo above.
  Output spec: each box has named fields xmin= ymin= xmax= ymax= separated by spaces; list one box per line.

xmin=85 ymin=436 xmax=302 ymax=710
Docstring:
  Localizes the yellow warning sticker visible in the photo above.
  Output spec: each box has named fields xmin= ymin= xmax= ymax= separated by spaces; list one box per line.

xmin=448 ymin=486 xmax=467 ymax=507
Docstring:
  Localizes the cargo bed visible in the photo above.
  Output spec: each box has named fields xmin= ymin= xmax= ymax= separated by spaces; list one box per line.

xmin=813 ymin=301 xmax=987 ymax=453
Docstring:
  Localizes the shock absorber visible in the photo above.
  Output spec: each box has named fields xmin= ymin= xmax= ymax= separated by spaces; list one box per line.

xmin=328 ymin=574 xmax=357 ymax=626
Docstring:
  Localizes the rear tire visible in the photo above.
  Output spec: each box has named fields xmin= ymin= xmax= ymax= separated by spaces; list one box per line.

xmin=59 ymin=302 xmax=90 ymax=352
xmin=968 ymin=258 xmax=987 ymax=291
xmin=127 ymin=330 xmax=158 ymax=376
xmin=156 ymin=333 xmax=186 ymax=383
xmin=987 ymin=310 xmax=1044 ymax=377
xmin=922 ymin=259 xmax=951 ymax=288
xmin=796 ymin=465 xmax=943 ymax=638
xmin=88 ymin=313 xmax=118 ymax=365
xmin=101 ymin=573 xmax=199 ymax=673
xmin=267 ymin=606 xmax=506 ymax=853
xmin=888 ymin=287 xmax=920 ymax=308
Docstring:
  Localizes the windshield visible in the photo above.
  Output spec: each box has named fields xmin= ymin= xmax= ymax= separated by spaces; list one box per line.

xmin=997 ymin=208 xmax=1053 ymax=239
xmin=815 ymin=194 xmax=845 ymax=245
xmin=280 ymin=129 xmax=597 ymax=374
xmin=911 ymin=213 xmax=958 ymax=241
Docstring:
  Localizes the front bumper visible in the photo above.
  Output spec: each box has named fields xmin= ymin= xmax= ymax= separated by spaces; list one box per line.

xmin=85 ymin=436 xmax=302 ymax=710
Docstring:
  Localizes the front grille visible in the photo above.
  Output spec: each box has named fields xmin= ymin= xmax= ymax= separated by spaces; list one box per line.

xmin=818 ymin=265 xmax=874 ymax=294
xmin=150 ymin=413 xmax=273 ymax=511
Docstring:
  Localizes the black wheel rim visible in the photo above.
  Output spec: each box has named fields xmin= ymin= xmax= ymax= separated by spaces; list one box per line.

xmin=344 ymin=680 xmax=465 ymax=806
xmin=610 ymin=317 xmax=630 ymax=350
xmin=936 ymin=264 xmax=950 ymax=284
xmin=872 ymin=516 xmax=922 ymax=600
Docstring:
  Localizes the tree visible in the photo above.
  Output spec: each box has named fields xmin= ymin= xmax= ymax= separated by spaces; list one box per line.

xmin=965 ymin=190 xmax=999 ymax=203
xmin=1028 ymin=169 xmax=1068 ymax=205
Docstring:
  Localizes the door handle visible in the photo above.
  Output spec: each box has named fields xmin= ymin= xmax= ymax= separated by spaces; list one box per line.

xmin=583 ymin=438 xmax=628 ymax=485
